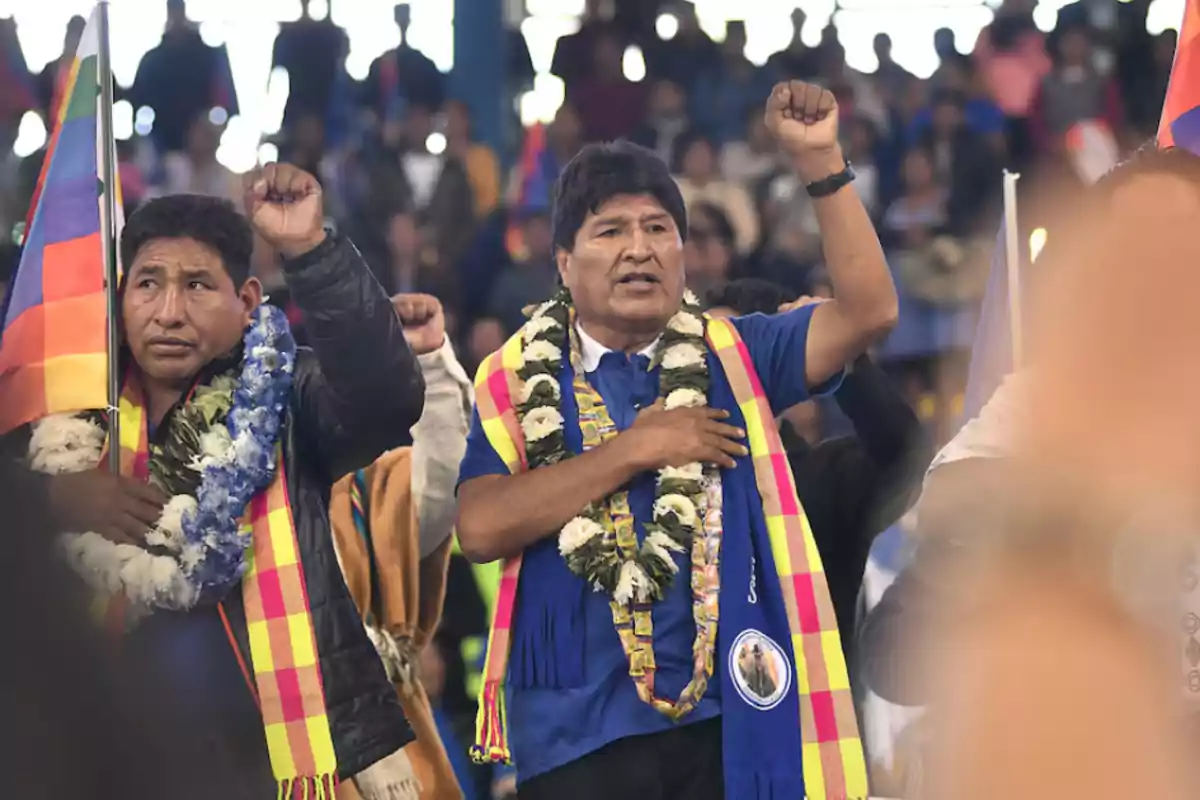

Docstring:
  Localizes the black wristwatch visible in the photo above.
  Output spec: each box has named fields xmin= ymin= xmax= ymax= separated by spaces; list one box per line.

xmin=805 ymin=162 xmax=856 ymax=198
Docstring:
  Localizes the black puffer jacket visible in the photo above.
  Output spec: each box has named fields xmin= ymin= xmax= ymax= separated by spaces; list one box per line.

xmin=228 ymin=233 xmax=426 ymax=776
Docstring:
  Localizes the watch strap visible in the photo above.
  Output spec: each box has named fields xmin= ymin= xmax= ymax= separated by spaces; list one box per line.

xmin=805 ymin=162 xmax=856 ymax=198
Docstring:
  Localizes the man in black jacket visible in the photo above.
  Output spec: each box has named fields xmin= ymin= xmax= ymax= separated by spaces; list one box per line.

xmin=707 ymin=278 xmax=932 ymax=668
xmin=26 ymin=164 xmax=426 ymax=797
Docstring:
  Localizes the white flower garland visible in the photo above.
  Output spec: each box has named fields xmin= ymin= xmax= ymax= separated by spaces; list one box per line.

xmin=29 ymin=305 xmax=294 ymax=616
xmin=515 ymin=289 xmax=712 ymax=604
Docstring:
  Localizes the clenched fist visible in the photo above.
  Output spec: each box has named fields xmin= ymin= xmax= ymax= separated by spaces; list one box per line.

xmin=764 ymin=81 xmax=846 ymax=181
xmin=243 ymin=162 xmax=327 ymax=258
xmin=393 ymin=293 xmax=446 ymax=355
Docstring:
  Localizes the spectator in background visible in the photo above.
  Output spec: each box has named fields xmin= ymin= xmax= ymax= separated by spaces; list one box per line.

xmin=0 ymin=17 xmax=34 ymax=129
xmin=506 ymin=104 xmax=585 ymax=216
xmin=873 ymin=33 xmax=914 ymax=99
xmin=821 ymin=42 xmax=890 ymax=134
xmin=910 ymin=59 xmax=1006 ymax=143
xmin=720 ymin=107 xmax=782 ymax=188
xmin=368 ymin=103 xmax=475 ymax=269
xmin=271 ymin=0 xmax=349 ymax=135
xmin=973 ymin=0 xmax=1050 ymax=168
xmin=1031 ymin=24 xmax=1123 ymax=156
xmin=362 ymin=3 xmax=445 ymax=123
xmin=916 ymin=89 xmax=1001 ymax=236
xmin=446 ymin=100 xmax=501 ymax=219
xmin=884 ymin=147 xmax=948 ymax=249
xmin=281 ymin=112 xmax=328 ymax=178
xmin=129 ymin=0 xmax=238 ymax=155
xmin=683 ymin=202 xmax=741 ymax=298
xmin=672 ymin=130 xmax=759 ymax=254
xmin=767 ymin=8 xmax=820 ymax=80
xmin=691 ymin=20 xmax=777 ymax=145
xmin=156 ymin=112 xmax=240 ymax=206
xmin=464 ymin=317 xmax=505 ymax=377
xmin=630 ymin=79 xmax=691 ymax=164
xmin=381 ymin=207 xmax=457 ymax=309
xmin=550 ymin=0 xmax=624 ymax=94
xmin=844 ymin=116 xmax=881 ymax=217
xmin=36 ymin=15 xmax=84 ymax=123
xmin=487 ymin=211 xmax=558 ymax=335
xmin=279 ymin=112 xmax=352 ymax=223
xmin=646 ymin=2 xmax=720 ymax=92
xmin=569 ymin=32 xmax=647 ymax=142
xmin=930 ymin=26 xmax=970 ymax=88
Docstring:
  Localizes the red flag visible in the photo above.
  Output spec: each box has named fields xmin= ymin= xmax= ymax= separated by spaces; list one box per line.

xmin=1159 ymin=0 xmax=1200 ymax=151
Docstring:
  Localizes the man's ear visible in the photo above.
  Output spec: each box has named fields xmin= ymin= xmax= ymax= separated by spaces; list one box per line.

xmin=239 ymin=276 xmax=264 ymax=322
xmin=555 ymin=248 xmax=570 ymax=286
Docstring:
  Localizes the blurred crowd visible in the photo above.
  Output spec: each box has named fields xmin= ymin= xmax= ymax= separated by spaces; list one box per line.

xmin=0 ymin=0 xmax=1176 ymax=443
xmin=0 ymin=0 xmax=1183 ymax=796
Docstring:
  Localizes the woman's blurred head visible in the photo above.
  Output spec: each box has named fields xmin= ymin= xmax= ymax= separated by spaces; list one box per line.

xmin=903 ymin=148 xmax=936 ymax=191
xmin=673 ymin=131 xmax=718 ymax=183
xmin=683 ymin=202 xmax=736 ymax=288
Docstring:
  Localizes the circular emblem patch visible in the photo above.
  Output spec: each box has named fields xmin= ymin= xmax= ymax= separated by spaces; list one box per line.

xmin=729 ymin=629 xmax=792 ymax=711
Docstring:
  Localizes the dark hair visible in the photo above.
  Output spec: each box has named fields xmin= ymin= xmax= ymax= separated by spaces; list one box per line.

xmin=690 ymin=201 xmax=736 ymax=249
xmin=931 ymin=87 xmax=967 ymax=110
xmin=706 ymin=278 xmax=795 ymax=316
xmin=669 ymin=128 xmax=715 ymax=175
xmin=551 ymin=140 xmax=688 ymax=252
xmin=121 ymin=195 xmax=254 ymax=286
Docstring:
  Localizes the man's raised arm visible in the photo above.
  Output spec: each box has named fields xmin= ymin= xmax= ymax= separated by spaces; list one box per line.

xmin=247 ymin=163 xmax=425 ymax=481
xmin=764 ymin=81 xmax=899 ymax=387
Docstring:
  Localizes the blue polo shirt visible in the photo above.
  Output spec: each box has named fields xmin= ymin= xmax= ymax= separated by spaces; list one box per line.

xmin=457 ymin=306 xmax=836 ymax=782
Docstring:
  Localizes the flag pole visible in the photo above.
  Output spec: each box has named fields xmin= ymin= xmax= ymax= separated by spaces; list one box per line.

xmin=1002 ymin=169 xmax=1022 ymax=369
xmin=97 ymin=0 xmax=121 ymax=472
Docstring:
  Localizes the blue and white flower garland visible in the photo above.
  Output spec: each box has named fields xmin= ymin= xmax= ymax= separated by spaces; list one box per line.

xmin=28 ymin=305 xmax=296 ymax=615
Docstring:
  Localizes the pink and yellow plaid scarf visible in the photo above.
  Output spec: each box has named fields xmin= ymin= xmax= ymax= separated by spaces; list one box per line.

xmin=468 ymin=317 xmax=867 ymax=799
xmin=107 ymin=374 xmax=339 ymax=798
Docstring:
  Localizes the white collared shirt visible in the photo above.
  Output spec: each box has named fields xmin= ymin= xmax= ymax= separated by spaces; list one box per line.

xmin=575 ymin=323 xmax=660 ymax=373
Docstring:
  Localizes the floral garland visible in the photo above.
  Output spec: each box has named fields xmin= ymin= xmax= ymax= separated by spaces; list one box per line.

xmin=516 ymin=288 xmax=713 ymax=604
xmin=28 ymin=305 xmax=296 ymax=615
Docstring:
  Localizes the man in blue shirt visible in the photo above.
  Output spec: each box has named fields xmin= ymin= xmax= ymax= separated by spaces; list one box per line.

xmin=456 ymin=81 xmax=898 ymax=800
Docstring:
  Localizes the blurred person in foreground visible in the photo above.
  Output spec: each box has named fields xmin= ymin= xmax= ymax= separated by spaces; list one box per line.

xmin=16 ymin=165 xmax=428 ymax=798
xmin=0 ymin=457 xmax=237 ymax=799
xmin=707 ymin=279 xmax=931 ymax=669
xmin=455 ymin=82 xmax=898 ymax=800
xmin=861 ymin=147 xmax=1200 ymax=799
xmin=330 ymin=293 xmax=474 ymax=799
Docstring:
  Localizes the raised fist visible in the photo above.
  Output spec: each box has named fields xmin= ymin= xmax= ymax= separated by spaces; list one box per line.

xmin=243 ymin=162 xmax=327 ymax=258
xmin=764 ymin=80 xmax=839 ymax=158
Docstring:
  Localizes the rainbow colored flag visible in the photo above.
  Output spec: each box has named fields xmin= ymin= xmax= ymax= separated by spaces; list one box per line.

xmin=1159 ymin=0 xmax=1200 ymax=152
xmin=0 ymin=4 xmax=120 ymax=434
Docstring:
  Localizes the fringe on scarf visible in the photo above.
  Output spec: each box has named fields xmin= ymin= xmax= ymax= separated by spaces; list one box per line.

xmin=470 ymin=679 xmax=512 ymax=765
xmin=507 ymin=545 xmax=586 ymax=690
xmin=276 ymin=775 xmax=336 ymax=800
xmin=724 ymin=770 xmax=811 ymax=800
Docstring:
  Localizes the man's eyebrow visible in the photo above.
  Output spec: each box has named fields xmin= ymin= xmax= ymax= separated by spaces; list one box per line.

xmin=590 ymin=212 xmax=671 ymax=227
